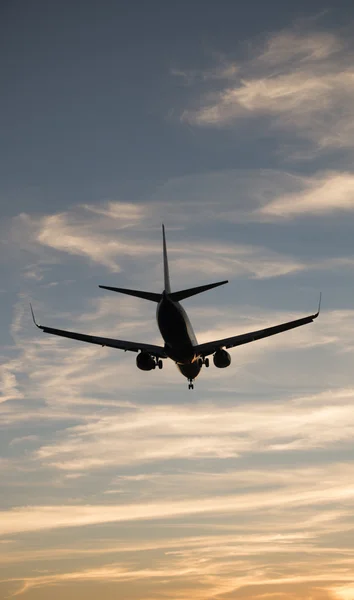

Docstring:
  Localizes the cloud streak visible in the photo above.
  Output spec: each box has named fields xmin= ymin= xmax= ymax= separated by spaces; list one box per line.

xmin=259 ymin=171 xmax=354 ymax=218
xmin=2 ymin=479 xmax=354 ymax=536
xmin=180 ymin=27 xmax=354 ymax=154
xmin=31 ymin=384 xmax=354 ymax=472
xmin=8 ymin=193 xmax=354 ymax=285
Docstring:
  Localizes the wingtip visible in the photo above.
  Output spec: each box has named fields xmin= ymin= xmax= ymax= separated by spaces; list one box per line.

xmin=314 ymin=292 xmax=322 ymax=318
xmin=30 ymin=303 xmax=40 ymax=328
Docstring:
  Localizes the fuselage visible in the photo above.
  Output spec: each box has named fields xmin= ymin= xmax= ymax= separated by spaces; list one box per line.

xmin=156 ymin=292 xmax=201 ymax=380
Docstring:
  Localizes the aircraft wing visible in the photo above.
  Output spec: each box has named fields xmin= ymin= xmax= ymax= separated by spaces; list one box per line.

xmin=30 ymin=306 xmax=167 ymax=358
xmin=194 ymin=300 xmax=321 ymax=358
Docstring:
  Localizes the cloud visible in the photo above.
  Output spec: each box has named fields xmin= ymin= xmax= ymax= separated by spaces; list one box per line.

xmin=8 ymin=563 xmax=201 ymax=597
xmin=220 ymin=584 xmax=342 ymax=600
xmin=0 ymin=358 xmax=24 ymax=403
xmin=0 ymin=497 xmax=352 ymax=597
xmin=8 ymin=188 xmax=354 ymax=284
xmin=184 ymin=71 xmax=331 ymax=125
xmin=168 ymin=245 xmax=305 ymax=281
xmin=152 ymin=167 xmax=354 ymax=222
xmin=81 ymin=202 xmax=145 ymax=223
xmin=180 ymin=27 xmax=354 ymax=153
xmin=0 ymin=525 xmax=345 ymax=566
xmin=1 ymin=474 xmax=351 ymax=597
xmin=258 ymin=171 xmax=354 ymax=217
xmin=9 ymin=435 xmax=38 ymax=446
xmin=31 ymin=378 xmax=354 ymax=472
xmin=5 ymin=558 xmax=350 ymax=599
xmin=34 ymin=208 xmax=160 ymax=272
xmin=2 ymin=478 xmax=354 ymax=536
xmin=257 ymin=30 xmax=342 ymax=65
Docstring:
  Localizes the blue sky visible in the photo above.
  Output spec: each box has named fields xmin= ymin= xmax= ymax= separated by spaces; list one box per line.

xmin=2 ymin=1 xmax=354 ymax=598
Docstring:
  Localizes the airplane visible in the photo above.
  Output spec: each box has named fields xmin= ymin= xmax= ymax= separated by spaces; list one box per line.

xmin=31 ymin=225 xmax=321 ymax=389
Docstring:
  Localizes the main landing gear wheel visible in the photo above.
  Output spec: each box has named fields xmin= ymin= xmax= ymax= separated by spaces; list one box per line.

xmin=157 ymin=359 xmax=163 ymax=369
xmin=198 ymin=358 xmax=209 ymax=368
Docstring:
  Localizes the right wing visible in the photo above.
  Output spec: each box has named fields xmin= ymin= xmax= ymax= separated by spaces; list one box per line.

xmin=194 ymin=299 xmax=321 ymax=357
xmin=30 ymin=306 xmax=167 ymax=358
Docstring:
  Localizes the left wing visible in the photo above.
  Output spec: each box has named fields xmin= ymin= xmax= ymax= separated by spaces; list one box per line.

xmin=194 ymin=299 xmax=321 ymax=358
xmin=30 ymin=305 xmax=167 ymax=358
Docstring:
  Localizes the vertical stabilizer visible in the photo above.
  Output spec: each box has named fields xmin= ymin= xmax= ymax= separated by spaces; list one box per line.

xmin=162 ymin=224 xmax=171 ymax=293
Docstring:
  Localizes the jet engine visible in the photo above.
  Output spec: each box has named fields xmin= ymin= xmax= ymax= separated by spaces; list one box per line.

xmin=136 ymin=352 xmax=156 ymax=371
xmin=213 ymin=349 xmax=231 ymax=368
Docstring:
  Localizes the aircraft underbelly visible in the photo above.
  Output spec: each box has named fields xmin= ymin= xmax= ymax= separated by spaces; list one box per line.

xmin=177 ymin=362 xmax=201 ymax=380
xmin=157 ymin=298 xmax=197 ymax=363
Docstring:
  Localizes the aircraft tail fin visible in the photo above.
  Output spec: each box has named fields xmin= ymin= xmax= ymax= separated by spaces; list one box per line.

xmin=162 ymin=224 xmax=171 ymax=293
xmin=99 ymin=228 xmax=227 ymax=303
xmin=99 ymin=286 xmax=161 ymax=302
xmin=170 ymin=280 xmax=228 ymax=302
xmin=99 ymin=225 xmax=171 ymax=302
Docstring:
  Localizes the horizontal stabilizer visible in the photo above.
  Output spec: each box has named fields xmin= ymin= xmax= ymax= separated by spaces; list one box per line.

xmin=170 ymin=280 xmax=228 ymax=302
xmin=99 ymin=286 xmax=161 ymax=302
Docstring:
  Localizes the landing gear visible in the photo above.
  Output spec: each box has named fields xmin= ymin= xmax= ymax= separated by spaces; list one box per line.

xmin=188 ymin=379 xmax=194 ymax=390
xmin=198 ymin=357 xmax=209 ymax=368
xmin=157 ymin=359 xmax=163 ymax=369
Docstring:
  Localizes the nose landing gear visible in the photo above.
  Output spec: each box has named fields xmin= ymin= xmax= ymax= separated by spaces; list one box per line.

xmin=188 ymin=379 xmax=194 ymax=390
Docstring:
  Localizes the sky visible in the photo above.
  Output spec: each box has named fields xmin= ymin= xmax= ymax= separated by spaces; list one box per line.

xmin=2 ymin=0 xmax=354 ymax=598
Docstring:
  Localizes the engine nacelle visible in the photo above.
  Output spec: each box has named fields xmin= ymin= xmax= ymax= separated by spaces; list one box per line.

xmin=213 ymin=349 xmax=231 ymax=368
xmin=136 ymin=352 xmax=156 ymax=371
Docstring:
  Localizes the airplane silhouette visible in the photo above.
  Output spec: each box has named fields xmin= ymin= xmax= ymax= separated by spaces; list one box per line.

xmin=31 ymin=225 xmax=321 ymax=389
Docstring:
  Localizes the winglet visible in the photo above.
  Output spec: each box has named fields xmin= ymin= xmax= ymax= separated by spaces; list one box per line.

xmin=30 ymin=303 xmax=40 ymax=328
xmin=314 ymin=292 xmax=322 ymax=318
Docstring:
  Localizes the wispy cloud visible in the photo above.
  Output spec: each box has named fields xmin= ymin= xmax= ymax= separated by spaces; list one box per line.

xmin=1 ymin=485 xmax=354 ymax=599
xmin=8 ymin=193 xmax=354 ymax=284
xmin=26 ymin=207 xmax=159 ymax=272
xmin=180 ymin=27 xmax=354 ymax=154
xmin=257 ymin=30 xmax=342 ymax=64
xmin=2 ymin=477 xmax=354 ymax=536
xmin=5 ymin=553 xmax=352 ymax=598
xmin=258 ymin=171 xmax=354 ymax=218
xmin=31 ymin=376 xmax=354 ymax=472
